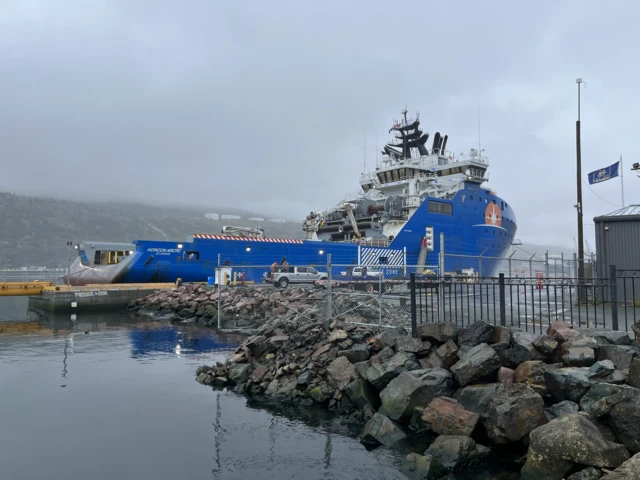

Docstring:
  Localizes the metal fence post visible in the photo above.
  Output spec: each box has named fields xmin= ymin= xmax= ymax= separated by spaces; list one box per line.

xmin=438 ymin=232 xmax=445 ymax=322
xmin=610 ymin=264 xmax=618 ymax=331
xmin=499 ymin=273 xmax=506 ymax=326
xmin=217 ymin=267 xmax=222 ymax=329
xmin=410 ymin=273 xmax=417 ymax=337
xmin=325 ymin=253 xmax=332 ymax=330
xmin=378 ymin=271 xmax=382 ymax=327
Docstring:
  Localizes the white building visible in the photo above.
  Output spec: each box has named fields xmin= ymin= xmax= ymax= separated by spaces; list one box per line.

xmin=205 ymin=213 xmax=219 ymax=220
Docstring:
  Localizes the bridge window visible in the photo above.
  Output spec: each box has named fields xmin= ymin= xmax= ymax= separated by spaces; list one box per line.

xmin=428 ymin=201 xmax=453 ymax=215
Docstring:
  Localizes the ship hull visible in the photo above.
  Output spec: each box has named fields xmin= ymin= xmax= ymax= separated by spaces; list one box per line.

xmin=70 ymin=184 xmax=516 ymax=285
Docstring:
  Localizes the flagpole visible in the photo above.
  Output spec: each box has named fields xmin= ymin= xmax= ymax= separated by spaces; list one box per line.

xmin=620 ymin=155 xmax=625 ymax=207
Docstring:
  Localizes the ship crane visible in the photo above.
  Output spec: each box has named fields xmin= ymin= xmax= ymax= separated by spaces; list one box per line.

xmin=302 ymin=202 xmax=361 ymax=240
xmin=221 ymin=225 xmax=265 ymax=238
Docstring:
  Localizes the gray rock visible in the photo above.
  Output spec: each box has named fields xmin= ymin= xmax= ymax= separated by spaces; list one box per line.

xmin=491 ymin=326 xmax=512 ymax=344
xmin=589 ymin=360 xmax=617 ymax=378
xmin=418 ymin=322 xmax=459 ymax=344
xmin=424 ymin=435 xmax=490 ymax=470
xmin=453 ymin=383 xmax=505 ymax=416
xmin=395 ymin=335 xmax=426 ymax=354
xmin=309 ymin=382 xmax=334 ymax=403
xmin=402 ymin=453 xmax=449 ymax=480
xmin=327 ymin=356 xmax=358 ymax=391
xmin=602 ymin=452 xmax=640 ymax=479
xmin=297 ymin=371 xmax=312 ymax=386
xmin=545 ymin=400 xmax=579 ymax=422
xmin=337 ymin=344 xmax=371 ymax=364
xmin=377 ymin=327 xmax=409 ymax=348
xmin=344 ymin=379 xmax=381 ymax=411
xmin=328 ymin=329 xmax=348 ymax=343
xmin=421 ymin=397 xmax=480 ymax=437
xmin=608 ymin=397 xmax=640 ymax=454
xmin=544 ymin=365 xmax=625 ymax=403
xmin=533 ymin=335 xmax=560 ymax=355
xmin=567 ymin=467 xmax=603 ymax=479
xmin=360 ymin=412 xmax=407 ymax=448
xmin=520 ymin=414 xmax=630 ymax=480
xmin=580 ymin=384 xmax=640 ymax=417
xmin=597 ymin=345 xmax=637 ymax=371
xmin=577 ymin=329 xmax=632 ymax=346
xmin=435 ymin=339 xmax=459 ymax=369
xmin=563 ymin=347 xmax=596 ymax=367
xmin=422 ymin=351 xmax=444 ymax=369
xmin=265 ymin=374 xmax=297 ymax=398
xmin=450 ymin=343 xmax=501 ymax=387
xmin=483 ymin=383 xmax=544 ymax=445
xmin=378 ymin=368 xmax=456 ymax=421
xmin=629 ymin=358 xmax=640 ymax=388
xmin=365 ymin=351 xmax=421 ymax=390
xmin=499 ymin=343 xmax=536 ymax=368
xmin=212 ymin=376 xmax=228 ymax=388
xmin=457 ymin=321 xmax=495 ymax=347
xmin=227 ymin=363 xmax=252 ymax=383
xmin=514 ymin=360 xmax=561 ymax=397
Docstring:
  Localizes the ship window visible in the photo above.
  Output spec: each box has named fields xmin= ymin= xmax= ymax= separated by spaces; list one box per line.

xmin=94 ymin=251 xmax=101 ymax=265
xmin=469 ymin=195 xmax=473 ymax=200
xmin=428 ymin=201 xmax=453 ymax=215
xmin=184 ymin=251 xmax=200 ymax=260
xmin=392 ymin=170 xmax=400 ymax=181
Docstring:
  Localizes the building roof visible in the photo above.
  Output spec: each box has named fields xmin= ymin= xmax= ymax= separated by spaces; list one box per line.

xmin=594 ymin=204 xmax=640 ymax=223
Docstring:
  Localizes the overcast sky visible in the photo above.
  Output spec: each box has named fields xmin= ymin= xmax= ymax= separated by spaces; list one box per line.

xmin=1 ymin=0 xmax=639 ymax=250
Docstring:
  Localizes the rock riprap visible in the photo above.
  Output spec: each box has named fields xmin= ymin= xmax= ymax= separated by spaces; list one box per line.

xmin=192 ymin=314 xmax=640 ymax=479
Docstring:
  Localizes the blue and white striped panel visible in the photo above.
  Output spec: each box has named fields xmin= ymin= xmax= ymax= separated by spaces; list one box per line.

xmin=360 ymin=247 xmax=404 ymax=266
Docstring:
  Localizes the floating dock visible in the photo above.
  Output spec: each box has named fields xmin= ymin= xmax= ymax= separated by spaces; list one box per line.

xmin=27 ymin=283 xmax=176 ymax=313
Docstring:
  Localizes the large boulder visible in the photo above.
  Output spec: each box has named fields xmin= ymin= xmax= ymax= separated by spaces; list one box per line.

xmin=563 ymin=347 xmax=597 ymax=367
xmin=483 ymin=383 xmax=544 ymax=445
xmin=344 ymin=379 xmax=381 ymax=411
xmin=544 ymin=362 xmax=626 ymax=403
xmin=337 ymin=344 xmax=371 ymax=363
xmin=421 ymin=397 xmax=480 ymax=437
xmin=326 ymin=356 xmax=357 ymax=391
xmin=395 ymin=336 xmax=426 ymax=354
xmin=418 ymin=323 xmax=458 ymax=344
xmin=608 ymin=397 xmax=640 ymax=454
xmin=596 ymin=345 xmax=637 ymax=371
xmin=580 ymin=384 xmax=640 ymax=418
xmin=457 ymin=321 xmax=495 ymax=347
xmin=548 ymin=320 xmax=580 ymax=341
xmin=360 ymin=413 xmax=407 ymax=448
xmin=365 ymin=351 xmax=421 ymax=390
xmin=533 ymin=335 xmax=560 ymax=356
xmin=567 ymin=467 xmax=603 ymax=479
xmin=424 ymin=435 xmax=490 ymax=471
xmin=545 ymin=400 xmax=579 ymax=422
xmin=577 ymin=329 xmax=632 ymax=346
xmin=629 ymin=358 xmax=640 ymax=389
xmin=520 ymin=414 xmax=630 ymax=480
xmin=514 ymin=360 xmax=561 ymax=397
xmin=602 ymin=452 xmax=640 ymax=479
xmin=453 ymin=383 xmax=505 ymax=416
xmin=379 ymin=369 xmax=456 ymax=421
xmin=434 ymin=340 xmax=459 ymax=369
xmin=450 ymin=343 xmax=501 ymax=387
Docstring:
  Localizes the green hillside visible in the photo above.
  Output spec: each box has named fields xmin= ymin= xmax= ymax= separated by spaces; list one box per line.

xmin=0 ymin=192 xmax=301 ymax=268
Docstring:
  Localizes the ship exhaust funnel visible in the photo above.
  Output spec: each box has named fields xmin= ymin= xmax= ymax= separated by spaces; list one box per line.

xmin=441 ymin=135 xmax=448 ymax=154
xmin=432 ymin=132 xmax=441 ymax=154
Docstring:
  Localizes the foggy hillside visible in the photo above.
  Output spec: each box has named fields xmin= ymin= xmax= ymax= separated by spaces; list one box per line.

xmin=0 ymin=191 xmax=301 ymax=268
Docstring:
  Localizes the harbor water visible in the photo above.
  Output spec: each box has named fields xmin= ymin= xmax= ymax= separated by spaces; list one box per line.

xmin=0 ymin=298 xmax=522 ymax=479
xmin=0 ymin=299 xmax=411 ymax=480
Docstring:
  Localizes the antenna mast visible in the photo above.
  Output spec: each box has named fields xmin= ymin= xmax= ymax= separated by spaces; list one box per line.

xmin=478 ymin=105 xmax=482 ymax=157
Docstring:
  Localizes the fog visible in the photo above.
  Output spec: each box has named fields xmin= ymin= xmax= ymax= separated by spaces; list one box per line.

xmin=1 ymin=0 xmax=639 ymax=249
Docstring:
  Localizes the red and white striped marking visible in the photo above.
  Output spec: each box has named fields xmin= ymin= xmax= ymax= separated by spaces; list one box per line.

xmin=193 ymin=234 xmax=304 ymax=244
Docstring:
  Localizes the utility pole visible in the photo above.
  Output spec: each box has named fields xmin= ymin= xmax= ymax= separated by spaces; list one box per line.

xmin=575 ymin=78 xmax=586 ymax=299
xmin=66 ymin=241 xmax=73 ymax=286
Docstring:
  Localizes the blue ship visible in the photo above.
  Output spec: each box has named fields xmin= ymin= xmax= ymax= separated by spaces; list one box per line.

xmin=68 ymin=108 xmax=517 ymax=285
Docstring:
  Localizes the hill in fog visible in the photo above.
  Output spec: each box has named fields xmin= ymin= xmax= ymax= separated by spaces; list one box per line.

xmin=0 ymin=191 xmax=301 ymax=268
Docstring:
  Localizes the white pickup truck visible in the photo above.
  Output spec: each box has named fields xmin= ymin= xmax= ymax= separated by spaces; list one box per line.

xmin=269 ymin=266 xmax=327 ymax=288
xmin=340 ymin=266 xmax=384 ymax=278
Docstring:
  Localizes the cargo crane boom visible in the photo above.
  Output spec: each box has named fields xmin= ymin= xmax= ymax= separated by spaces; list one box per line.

xmin=302 ymin=202 xmax=361 ymax=240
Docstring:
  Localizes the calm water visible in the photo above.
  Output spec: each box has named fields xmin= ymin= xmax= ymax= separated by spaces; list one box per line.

xmin=0 ymin=301 xmax=408 ymax=480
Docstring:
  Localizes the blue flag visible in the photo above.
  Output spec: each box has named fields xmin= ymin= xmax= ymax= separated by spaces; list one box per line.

xmin=588 ymin=161 xmax=620 ymax=185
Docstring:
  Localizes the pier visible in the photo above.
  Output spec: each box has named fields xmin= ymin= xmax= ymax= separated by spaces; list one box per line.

xmin=0 ymin=281 xmax=176 ymax=313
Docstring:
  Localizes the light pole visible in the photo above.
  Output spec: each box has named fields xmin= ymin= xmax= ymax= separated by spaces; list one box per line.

xmin=66 ymin=241 xmax=73 ymax=286
xmin=575 ymin=78 xmax=586 ymax=297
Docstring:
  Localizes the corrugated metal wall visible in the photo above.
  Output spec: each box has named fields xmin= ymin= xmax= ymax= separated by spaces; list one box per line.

xmin=595 ymin=217 xmax=640 ymax=302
